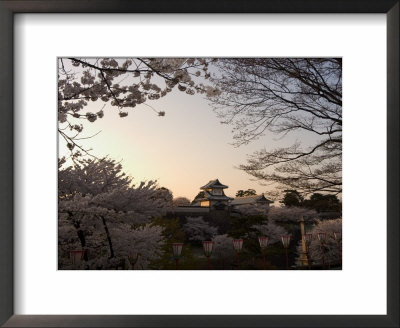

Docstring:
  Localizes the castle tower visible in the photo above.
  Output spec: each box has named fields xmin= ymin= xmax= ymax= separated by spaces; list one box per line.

xmin=198 ymin=179 xmax=233 ymax=210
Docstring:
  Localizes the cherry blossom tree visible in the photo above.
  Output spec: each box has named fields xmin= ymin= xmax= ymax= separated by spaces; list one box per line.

xmin=234 ymin=203 xmax=270 ymax=216
xmin=182 ymin=216 xmax=218 ymax=242
xmin=58 ymin=58 xmax=219 ymax=156
xmin=172 ymin=197 xmax=191 ymax=207
xmin=109 ymin=223 xmax=165 ymax=270
xmin=268 ymin=206 xmax=318 ymax=223
xmin=295 ymin=218 xmax=342 ymax=267
xmin=212 ymin=234 xmax=235 ymax=269
xmin=251 ymin=221 xmax=288 ymax=244
xmin=58 ymin=156 xmax=131 ymax=199
xmin=209 ymin=58 xmax=342 ymax=195
xmin=152 ymin=187 xmax=173 ymax=206
xmin=58 ymin=158 xmax=170 ymax=269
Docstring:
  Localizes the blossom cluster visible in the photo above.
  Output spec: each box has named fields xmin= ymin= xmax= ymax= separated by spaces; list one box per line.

xmin=58 ymin=57 xmax=221 ymax=157
xmin=58 ymin=157 xmax=170 ymax=269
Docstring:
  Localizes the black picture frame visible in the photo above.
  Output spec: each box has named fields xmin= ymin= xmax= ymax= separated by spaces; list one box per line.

xmin=0 ymin=1 xmax=398 ymax=327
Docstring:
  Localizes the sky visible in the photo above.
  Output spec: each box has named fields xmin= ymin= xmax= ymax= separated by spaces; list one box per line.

xmin=59 ymin=61 xmax=317 ymax=201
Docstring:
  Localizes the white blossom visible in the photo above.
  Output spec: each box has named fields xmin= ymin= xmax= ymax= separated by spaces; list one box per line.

xmin=58 ymin=158 xmax=169 ymax=269
xmin=182 ymin=217 xmax=218 ymax=242
xmin=268 ymin=206 xmax=318 ymax=223
xmin=251 ymin=221 xmax=288 ymax=244
xmin=295 ymin=218 xmax=342 ymax=267
xmin=212 ymin=234 xmax=234 ymax=260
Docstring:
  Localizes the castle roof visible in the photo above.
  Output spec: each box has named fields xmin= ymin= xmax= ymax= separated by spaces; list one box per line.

xmin=195 ymin=190 xmax=234 ymax=202
xmin=200 ymin=179 xmax=228 ymax=190
xmin=230 ymin=194 xmax=273 ymax=206
xmin=204 ymin=190 xmax=233 ymax=201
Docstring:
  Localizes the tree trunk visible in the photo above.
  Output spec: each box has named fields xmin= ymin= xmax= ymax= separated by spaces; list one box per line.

xmin=69 ymin=211 xmax=88 ymax=261
xmin=100 ymin=215 xmax=114 ymax=258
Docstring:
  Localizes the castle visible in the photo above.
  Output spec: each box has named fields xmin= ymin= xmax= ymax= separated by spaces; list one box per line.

xmin=171 ymin=179 xmax=273 ymax=219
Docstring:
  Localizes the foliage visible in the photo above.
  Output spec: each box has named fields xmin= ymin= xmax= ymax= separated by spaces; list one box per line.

xmin=152 ymin=187 xmax=173 ymax=205
xmin=173 ymin=197 xmax=191 ymax=207
xmin=228 ymin=214 xmax=267 ymax=239
xmin=150 ymin=217 xmax=199 ymax=269
xmin=182 ymin=216 xmax=218 ymax=242
xmin=150 ymin=217 xmax=186 ymax=243
xmin=235 ymin=189 xmax=257 ymax=197
xmin=251 ymin=221 xmax=288 ymax=244
xmin=58 ymin=156 xmax=131 ymax=199
xmin=280 ymin=190 xmax=341 ymax=214
xmin=234 ymin=203 xmax=270 ymax=216
xmin=58 ymin=58 xmax=219 ymax=156
xmin=109 ymin=223 xmax=164 ymax=270
xmin=58 ymin=158 xmax=168 ymax=269
xmin=281 ymin=190 xmax=304 ymax=207
xmin=303 ymin=193 xmax=341 ymax=213
xmin=212 ymin=234 xmax=235 ymax=268
xmin=209 ymin=58 xmax=342 ymax=195
xmin=268 ymin=206 xmax=318 ymax=223
xmin=232 ymin=219 xmax=290 ymax=266
xmin=296 ymin=218 xmax=342 ymax=267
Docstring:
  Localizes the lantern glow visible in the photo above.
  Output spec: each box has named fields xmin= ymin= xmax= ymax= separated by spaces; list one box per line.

xmin=232 ymin=239 xmax=243 ymax=253
xmin=202 ymin=241 xmax=214 ymax=257
xmin=258 ymin=236 xmax=269 ymax=248
xmin=281 ymin=235 xmax=291 ymax=248
xmin=172 ymin=243 xmax=183 ymax=259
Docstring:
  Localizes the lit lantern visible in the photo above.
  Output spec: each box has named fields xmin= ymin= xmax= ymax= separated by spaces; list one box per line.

xmin=317 ymin=232 xmax=327 ymax=243
xmin=172 ymin=243 xmax=183 ymax=259
xmin=281 ymin=235 xmax=291 ymax=248
xmin=333 ymin=231 xmax=342 ymax=241
xmin=202 ymin=241 xmax=214 ymax=270
xmin=202 ymin=241 xmax=214 ymax=257
xmin=69 ymin=250 xmax=86 ymax=264
xmin=258 ymin=236 xmax=269 ymax=249
xmin=232 ymin=239 xmax=243 ymax=254
xmin=232 ymin=239 xmax=244 ymax=269
xmin=172 ymin=243 xmax=183 ymax=269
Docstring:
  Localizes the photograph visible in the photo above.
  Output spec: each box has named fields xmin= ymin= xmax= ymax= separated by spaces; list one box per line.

xmin=1 ymin=1 xmax=397 ymax=325
xmin=58 ymin=57 xmax=342 ymax=270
